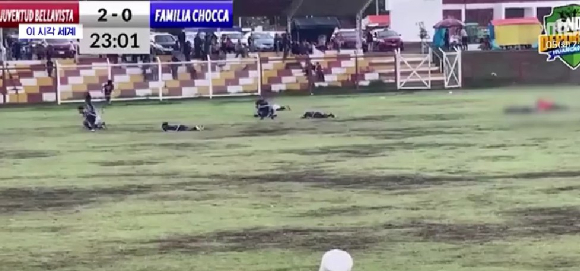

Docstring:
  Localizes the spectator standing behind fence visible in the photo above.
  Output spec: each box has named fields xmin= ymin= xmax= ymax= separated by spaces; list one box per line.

xmin=68 ymin=41 xmax=76 ymax=59
xmin=12 ymin=41 xmax=21 ymax=60
xmin=366 ymin=31 xmax=374 ymax=52
xmin=184 ymin=41 xmax=192 ymax=61
xmin=46 ymin=59 xmax=54 ymax=77
xmin=170 ymin=57 xmax=178 ymax=80
xmin=203 ymin=35 xmax=211 ymax=60
xmin=235 ymin=40 xmax=246 ymax=58
xmin=274 ymin=34 xmax=281 ymax=55
xmin=282 ymin=33 xmax=290 ymax=59
xmin=315 ymin=62 xmax=324 ymax=82
xmin=460 ymin=27 xmax=468 ymax=50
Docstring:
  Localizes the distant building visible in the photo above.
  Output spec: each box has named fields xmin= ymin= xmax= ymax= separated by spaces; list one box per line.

xmin=442 ymin=0 xmax=578 ymax=25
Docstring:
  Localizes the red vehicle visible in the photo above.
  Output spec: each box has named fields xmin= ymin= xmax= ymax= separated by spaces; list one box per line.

xmin=374 ymin=30 xmax=404 ymax=51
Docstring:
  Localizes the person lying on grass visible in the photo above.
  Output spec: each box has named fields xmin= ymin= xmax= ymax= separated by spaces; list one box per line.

xmin=161 ymin=122 xmax=204 ymax=132
xmin=301 ymin=111 xmax=335 ymax=119
xmin=254 ymin=96 xmax=290 ymax=119
xmin=504 ymin=98 xmax=568 ymax=114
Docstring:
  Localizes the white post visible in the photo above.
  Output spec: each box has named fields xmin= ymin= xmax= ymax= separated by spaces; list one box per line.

xmin=207 ymin=54 xmax=213 ymax=99
xmin=255 ymin=54 xmax=262 ymax=96
xmin=395 ymin=48 xmax=401 ymax=89
xmin=156 ymin=56 xmax=163 ymax=101
xmin=428 ymin=47 xmax=432 ymax=88
xmin=355 ymin=13 xmax=362 ymax=52
xmin=458 ymin=49 xmax=462 ymax=87
xmin=106 ymin=58 xmax=111 ymax=81
xmin=56 ymin=62 xmax=61 ymax=105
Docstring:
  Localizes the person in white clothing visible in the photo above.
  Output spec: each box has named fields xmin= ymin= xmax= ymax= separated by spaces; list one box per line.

xmin=460 ymin=27 xmax=468 ymax=50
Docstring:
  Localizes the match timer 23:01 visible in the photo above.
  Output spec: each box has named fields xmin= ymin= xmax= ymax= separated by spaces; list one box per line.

xmin=78 ymin=1 xmax=150 ymax=55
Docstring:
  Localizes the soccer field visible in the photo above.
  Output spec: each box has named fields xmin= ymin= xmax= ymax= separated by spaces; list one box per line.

xmin=1 ymin=88 xmax=580 ymax=271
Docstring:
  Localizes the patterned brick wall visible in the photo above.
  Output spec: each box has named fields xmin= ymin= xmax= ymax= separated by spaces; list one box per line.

xmin=0 ymin=51 xmax=445 ymax=105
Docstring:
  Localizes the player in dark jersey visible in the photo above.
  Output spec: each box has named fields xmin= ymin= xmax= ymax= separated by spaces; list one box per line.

xmin=301 ymin=111 xmax=335 ymax=119
xmin=255 ymin=96 xmax=275 ymax=119
xmin=103 ymin=80 xmax=114 ymax=104
xmin=161 ymin=122 xmax=204 ymax=132
xmin=79 ymin=93 xmax=106 ymax=131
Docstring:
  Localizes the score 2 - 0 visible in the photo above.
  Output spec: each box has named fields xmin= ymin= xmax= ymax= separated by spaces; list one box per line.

xmin=79 ymin=1 xmax=150 ymax=55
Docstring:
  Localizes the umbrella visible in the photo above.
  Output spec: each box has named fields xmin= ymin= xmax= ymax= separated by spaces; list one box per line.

xmin=434 ymin=18 xmax=464 ymax=28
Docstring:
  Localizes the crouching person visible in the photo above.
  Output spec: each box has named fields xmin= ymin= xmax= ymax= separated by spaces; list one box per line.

xmin=78 ymin=105 xmax=106 ymax=131
xmin=255 ymin=96 xmax=276 ymax=120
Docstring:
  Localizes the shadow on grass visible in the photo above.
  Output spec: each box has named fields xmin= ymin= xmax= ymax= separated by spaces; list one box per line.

xmin=0 ymin=150 xmax=58 ymax=159
xmin=148 ymin=226 xmax=380 ymax=253
xmin=287 ymin=142 xmax=476 ymax=158
xmin=0 ymin=177 xmax=218 ymax=214
xmin=334 ymin=113 xmax=468 ymax=123
xmin=298 ymin=205 xmax=406 ymax=217
xmin=220 ymin=171 xmax=474 ymax=191
xmin=93 ymin=160 xmax=163 ymax=167
xmin=0 ymin=184 xmax=154 ymax=213
xmin=504 ymin=206 xmax=580 ymax=236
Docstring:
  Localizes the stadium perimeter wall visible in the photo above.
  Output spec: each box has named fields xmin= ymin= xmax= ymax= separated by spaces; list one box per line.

xmin=0 ymin=50 xmax=575 ymax=105
xmin=462 ymin=50 xmax=580 ymax=88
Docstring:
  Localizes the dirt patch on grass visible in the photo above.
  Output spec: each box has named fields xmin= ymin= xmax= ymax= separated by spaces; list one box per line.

xmin=0 ymin=184 xmax=154 ymax=213
xmin=298 ymin=205 xmax=402 ymax=217
xmin=149 ymin=226 xmax=380 ymax=253
xmin=223 ymin=171 xmax=473 ymax=191
xmin=236 ymin=125 xmax=317 ymax=138
xmin=505 ymin=206 xmax=580 ymax=236
xmin=394 ymin=222 xmax=509 ymax=243
xmin=288 ymin=142 xmax=475 ymax=157
xmin=94 ymin=160 xmax=162 ymax=167
xmin=474 ymin=155 xmax=515 ymax=162
xmin=336 ymin=113 xmax=467 ymax=123
xmin=543 ymin=185 xmax=580 ymax=194
xmin=489 ymin=170 xmax=580 ymax=180
xmin=360 ymin=127 xmax=467 ymax=140
xmin=0 ymin=150 xmax=57 ymax=159
xmin=288 ymin=144 xmax=389 ymax=157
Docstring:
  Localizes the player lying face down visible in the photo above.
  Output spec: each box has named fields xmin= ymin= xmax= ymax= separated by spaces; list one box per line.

xmin=301 ymin=111 xmax=335 ymax=119
xmin=161 ymin=122 xmax=204 ymax=131
xmin=504 ymin=98 xmax=568 ymax=114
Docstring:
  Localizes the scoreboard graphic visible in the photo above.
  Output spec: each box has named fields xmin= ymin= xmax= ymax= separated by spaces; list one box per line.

xmin=0 ymin=0 xmax=234 ymax=54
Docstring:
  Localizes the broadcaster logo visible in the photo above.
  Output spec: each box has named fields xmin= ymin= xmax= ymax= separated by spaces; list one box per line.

xmin=538 ymin=4 xmax=580 ymax=70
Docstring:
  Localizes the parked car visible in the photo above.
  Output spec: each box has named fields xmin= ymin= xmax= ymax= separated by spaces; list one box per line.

xmin=216 ymin=31 xmax=243 ymax=44
xmin=243 ymin=32 xmax=274 ymax=51
xmin=331 ymin=29 xmax=363 ymax=49
xmin=150 ymin=32 xmax=177 ymax=55
xmin=374 ymin=30 xmax=404 ymax=51
xmin=44 ymin=39 xmax=77 ymax=57
xmin=184 ymin=31 xmax=206 ymax=47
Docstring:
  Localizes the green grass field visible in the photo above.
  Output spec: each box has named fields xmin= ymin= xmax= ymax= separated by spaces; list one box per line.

xmin=1 ymin=88 xmax=580 ymax=271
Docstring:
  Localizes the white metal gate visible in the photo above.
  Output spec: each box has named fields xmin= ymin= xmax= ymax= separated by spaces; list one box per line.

xmin=440 ymin=48 xmax=462 ymax=88
xmin=395 ymin=48 xmax=433 ymax=90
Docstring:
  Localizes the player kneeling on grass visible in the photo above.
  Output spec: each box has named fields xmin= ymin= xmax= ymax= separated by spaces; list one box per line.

xmin=301 ymin=111 xmax=335 ymax=119
xmin=162 ymin=122 xmax=204 ymax=132
xmin=78 ymin=105 xmax=106 ymax=131
xmin=254 ymin=97 xmax=276 ymax=120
